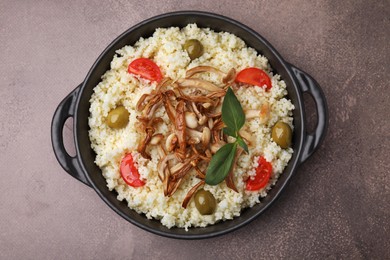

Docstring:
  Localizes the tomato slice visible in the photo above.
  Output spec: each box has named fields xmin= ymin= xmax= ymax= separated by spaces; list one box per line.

xmin=246 ymin=156 xmax=272 ymax=191
xmin=235 ymin=67 xmax=272 ymax=90
xmin=128 ymin=58 xmax=162 ymax=82
xmin=120 ymin=153 xmax=145 ymax=187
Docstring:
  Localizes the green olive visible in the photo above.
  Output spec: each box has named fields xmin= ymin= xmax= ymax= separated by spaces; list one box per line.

xmin=184 ymin=39 xmax=204 ymax=60
xmin=106 ymin=106 xmax=129 ymax=129
xmin=271 ymin=121 xmax=292 ymax=149
xmin=194 ymin=189 xmax=216 ymax=215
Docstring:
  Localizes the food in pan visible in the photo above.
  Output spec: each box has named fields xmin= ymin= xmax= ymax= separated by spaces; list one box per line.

xmin=88 ymin=24 xmax=294 ymax=229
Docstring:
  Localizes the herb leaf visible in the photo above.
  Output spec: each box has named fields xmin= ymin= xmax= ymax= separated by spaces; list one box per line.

xmin=222 ymin=88 xmax=245 ymax=132
xmin=223 ymin=127 xmax=237 ymax=137
xmin=205 ymin=143 xmax=237 ymax=185
xmin=205 ymin=87 xmax=250 ymax=186
xmin=236 ymin=136 xmax=249 ymax=153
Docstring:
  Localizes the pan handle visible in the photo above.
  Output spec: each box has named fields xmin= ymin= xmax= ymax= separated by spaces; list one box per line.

xmin=289 ymin=64 xmax=328 ymax=164
xmin=51 ymin=84 xmax=91 ymax=187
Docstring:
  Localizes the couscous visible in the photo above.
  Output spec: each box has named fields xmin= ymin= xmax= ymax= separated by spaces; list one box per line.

xmin=88 ymin=24 xmax=294 ymax=230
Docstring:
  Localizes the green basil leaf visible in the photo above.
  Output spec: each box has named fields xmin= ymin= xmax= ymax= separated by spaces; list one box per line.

xmin=205 ymin=143 xmax=237 ymax=185
xmin=222 ymin=88 xmax=245 ymax=132
xmin=223 ymin=127 xmax=237 ymax=137
xmin=236 ymin=136 xmax=249 ymax=153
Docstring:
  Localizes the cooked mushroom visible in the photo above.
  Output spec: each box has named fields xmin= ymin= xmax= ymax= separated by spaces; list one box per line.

xmin=222 ymin=68 xmax=236 ymax=85
xmin=157 ymin=144 xmax=166 ymax=158
xmin=157 ymin=154 xmax=175 ymax=182
xmin=170 ymin=158 xmax=195 ymax=181
xmin=204 ymin=111 xmax=222 ymax=118
xmin=210 ymin=140 xmax=226 ymax=154
xmin=245 ymin=102 xmax=270 ymax=124
xmin=167 ymin=177 xmax=185 ymax=197
xmin=165 ymin=133 xmax=178 ymax=152
xmin=177 ymin=78 xmax=224 ymax=93
xmin=227 ymin=136 xmax=236 ymax=143
xmin=134 ymin=65 xmax=246 ymax=207
xmin=182 ymin=180 xmax=205 ymax=208
xmin=225 ymin=148 xmax=243 ymax=192
xmin=193 ymin=166 xmax=206 ymax=179
xmin=185 ymin=66 xmax=225 ymax=79
xmin=137 ymin=126 xmax=154 ymax=159
xmin=191 ymin=102 xmax=208 ymax=125
xmin=162 ymin=94 xmax=177 ymax=122
xmin=187 ymin=127 xmax=211 ymax=147
xmin=150 ymin=133 xmax=163 ymax=145
xmin=208 ymin=118 xmax=214 ymax=129
xmin=201 ymin=127 xmax=211 ymax=147
xmin=202 ymin=102 xmax=212 ymax=109
xmin=239 ymin=128 xmax=253 ymax=145
xmin=136 ymin=93 xmax=149 ymax=111
xmin=190 ymin=144 xmax=211 ymax=162
xmin=185 ymin=111 xmax=198 ymax=129
xmin=175 ymin=100 xmax=187 ymax=158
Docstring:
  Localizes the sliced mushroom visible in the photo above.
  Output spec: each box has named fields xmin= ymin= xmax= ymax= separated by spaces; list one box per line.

xmin=227 ymin=136 xmax=236 ymax=143
xmin=170 ymin=162 xmax=185 ymax=174
xmin=155 ymin=77 xmax=172 ymax=92
xmin=145 ymin=100 xmax=162 ymax=119
xmin=245 ymin=102 xmax=270 ymax=124
xmin=150 ymin=133 xmax=163 ymax=145
xmin=136 ymin=93 xmax=149 ymax=111
xmin=222 ymin=68 xmax=236 ymax=85
xmin=204 ymin=111 xmax=222 ymax=118
xmin=175 ymin=100 xmax=187 ymax=157
xmin=202 ymin=102 xmax=212 ymax=109
xmin=205 ymin=149 xmax=212 ymax=159
xmin=210 ymin=140 xmax=226 ymax=154
xmin=212 ymin=117 xmax=225 ymax=131
xmin=170 ymin=157 xmax=198 ymax=181
xmin=178 ymin=92 xmax=216 ymax=105
xmin=163 ymin=167 xmax=170 ymax=196
xmin=187 ymin=128 xmax=211 ymax=147
xmin=193 ymin=166 xmax=205 ymax=179
xmin=165 ymin=133 xmax=178 ymax=152
xmin=167 ymin=177 xmax=185 ymax=197
xmin=137 ymin=126 xmax=154 ymax=159
xmin=206 ymin=91 xmax=226 ymax=99
xmin=201 ymin=127 xmax=211 ymax=147
xmin=182 ymin=180 xmax=205 ymax=208
xmin=185 ymin=66 xmax=225 ymax=79
xmin=225 ymin=148 xmax=243 ymax=192
xmin=143 ymin=95 xmax=162 ymax=117
xmin=157 ymin=153 xmax=176 ymax=182
xmin=239 ymin=128 xmax=253 ymax=145
xmin=184 ymin=111 xmax=198 ymax=129
xmin=191 ymin=102 xmax=207 ymax=125
xmin=190 ymin=144 xmax=211 ymax=162
xmin=177 ymin=78 xmax=224 ymax=93
xmin=157 ymin=144 xmax=166 ymax=158
xmin=208 ymin=118 xmax=214 ymax=129
xmin=162 ymin=94 xmax=177 ymax=122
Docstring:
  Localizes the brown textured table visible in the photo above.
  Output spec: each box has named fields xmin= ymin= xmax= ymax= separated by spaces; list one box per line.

xmin=1 ymin=1 xmax=389 ymax=259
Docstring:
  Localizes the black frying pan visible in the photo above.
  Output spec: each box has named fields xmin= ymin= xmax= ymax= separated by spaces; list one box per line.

xmin=51 ymin=11 xmax=328 ymax=239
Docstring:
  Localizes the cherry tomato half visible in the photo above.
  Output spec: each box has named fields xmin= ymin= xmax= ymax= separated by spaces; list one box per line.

xmin=120 ymin=153 xmax=145 ymax=187
xmin=235 ymin=67 xmax=272 ymax=90
xmin=128 ymin=58 xmax=162 ymax=82
xmin=246 ymin=156 xmax=272 ymax=191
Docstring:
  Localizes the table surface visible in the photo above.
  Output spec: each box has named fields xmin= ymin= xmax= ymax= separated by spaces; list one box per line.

xmin=1 ymin=0 xmax=389 ymax=259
